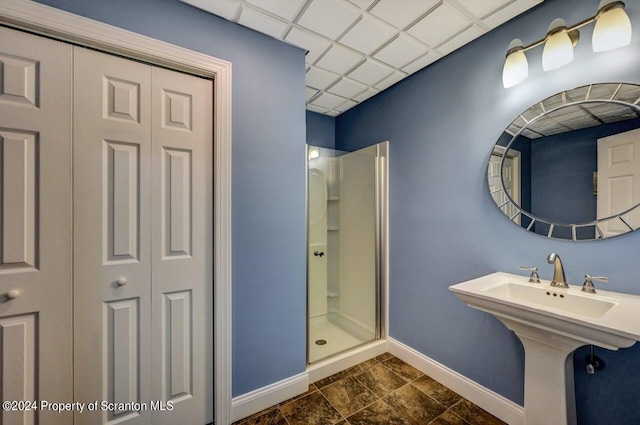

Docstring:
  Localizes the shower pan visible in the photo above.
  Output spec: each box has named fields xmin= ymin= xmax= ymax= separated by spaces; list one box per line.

xmin=307 ymin=142 xmax=388 ymax=364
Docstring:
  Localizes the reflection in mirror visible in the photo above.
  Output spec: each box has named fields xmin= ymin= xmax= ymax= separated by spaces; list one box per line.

xmin=489 ymin=83 xmax=640 ymax=241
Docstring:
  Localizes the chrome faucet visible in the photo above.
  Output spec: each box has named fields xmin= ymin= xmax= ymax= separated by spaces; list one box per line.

xmin=547 ymin=253 xmax=569 ymax=288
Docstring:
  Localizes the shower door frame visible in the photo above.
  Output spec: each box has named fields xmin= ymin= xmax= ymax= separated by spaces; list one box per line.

xmin=305 ymin=142 xmax=389 ymax=365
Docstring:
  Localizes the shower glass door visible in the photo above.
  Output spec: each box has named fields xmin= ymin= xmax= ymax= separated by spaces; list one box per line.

xmin=307 ymin=143 xmax=386 ymax=364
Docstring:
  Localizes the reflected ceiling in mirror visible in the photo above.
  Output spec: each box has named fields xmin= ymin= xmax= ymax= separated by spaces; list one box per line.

xmin=489 ymin=83 xmax=640 ymax=241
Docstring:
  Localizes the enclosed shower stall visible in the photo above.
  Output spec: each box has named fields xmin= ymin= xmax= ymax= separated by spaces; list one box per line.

xmin=307 ymin=142 xmax=388 ymax=364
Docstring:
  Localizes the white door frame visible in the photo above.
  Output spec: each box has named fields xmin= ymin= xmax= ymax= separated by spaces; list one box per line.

xmin=0 ymin=1 xmax=232 ymax=424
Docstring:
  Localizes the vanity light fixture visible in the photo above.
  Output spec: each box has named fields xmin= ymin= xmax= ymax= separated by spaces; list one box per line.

xmin=503 ymin=0 xmax=632 ymax=88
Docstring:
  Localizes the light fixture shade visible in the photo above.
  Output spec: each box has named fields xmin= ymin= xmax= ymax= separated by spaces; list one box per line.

xmin=593 ymin=6 xmax=632 ymax=52
xmin=542 ymin=19 xmax=574 ymax=71
xmin=503 ymin=39 xmax=528 ymax=88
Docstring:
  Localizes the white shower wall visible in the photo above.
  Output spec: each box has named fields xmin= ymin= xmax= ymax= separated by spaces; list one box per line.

xmin=308 ymin=148 xmax=343 ymax=318
xmin=308 ymin=165 xmax=328 ymax=318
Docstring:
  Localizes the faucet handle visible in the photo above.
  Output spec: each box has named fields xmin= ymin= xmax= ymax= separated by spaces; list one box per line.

xmin=519 ymin=266 xmax=541 ymax=283
xmin=581 ymin=275 xmax=610 ymax=294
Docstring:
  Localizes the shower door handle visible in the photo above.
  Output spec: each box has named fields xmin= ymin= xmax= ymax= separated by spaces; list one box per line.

xmin=313 ymin=251 xmax=325 ymax=258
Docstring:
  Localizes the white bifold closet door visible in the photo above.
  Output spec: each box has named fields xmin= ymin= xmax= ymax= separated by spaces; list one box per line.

xmin=73 ymin=47 xmax=212 ymax=424
xmin=0 ymin=26 xmax=73 ymax=425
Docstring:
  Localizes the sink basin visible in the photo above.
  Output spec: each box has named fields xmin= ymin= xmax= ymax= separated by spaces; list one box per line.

xmin=450 ymin=272 xmax=640 ymax=350
xmin=450 ymin=272 xmax=640 ymax=425
xmin=481 ymin=281 xmax=616 ymax=319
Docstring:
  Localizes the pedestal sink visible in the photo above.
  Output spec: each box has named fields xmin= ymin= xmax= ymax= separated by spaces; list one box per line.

xmin=449 ymin=272 xmax=640 ymax=425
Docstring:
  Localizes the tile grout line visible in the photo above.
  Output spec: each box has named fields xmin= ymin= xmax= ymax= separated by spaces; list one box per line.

xmin=316 ymin=355 xmax=390 ymax=422
xmin=318 ymin=370 xmax=377 ymax=422
xmin=425 ymin=397 xmax=471 ymax=425
xmin=317 ymin=387 xmax=348 ymax=424
xmin=275 ymin=404 xmax=293 ymax=425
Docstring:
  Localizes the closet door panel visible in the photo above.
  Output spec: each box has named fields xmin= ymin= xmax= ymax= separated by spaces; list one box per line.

xmin=0 ymin=314 xmax=36 ymax=425
xmin=74 ymin=46 xmax=152 ymax=425
xmin=0 ymin=27 xmax=73 ymax=425
xmin=151 ymin=67 xmax=213 ymax=424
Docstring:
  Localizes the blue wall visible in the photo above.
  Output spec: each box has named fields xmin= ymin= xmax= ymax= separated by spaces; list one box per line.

xmin=531 ymin=133 xmax=596 ymax=224
xmin=35 ymin=0 xmax=307 ymax=396
xmin=306 ymin=110 xmax=335 ymax=149
xmin=336 ymin=0 xmax=640 ymax=423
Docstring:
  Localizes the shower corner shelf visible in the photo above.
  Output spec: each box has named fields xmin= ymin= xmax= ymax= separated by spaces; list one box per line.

xmin=327 ymin=290 xmax=339 ymax=298
xmin=328 ymin=196 xmax=340 ymax=201
xmin=327 ymin=226 xmax=340 ymax=231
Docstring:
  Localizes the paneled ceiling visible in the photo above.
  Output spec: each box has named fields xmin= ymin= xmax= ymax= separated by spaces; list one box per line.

xmin=180 ymin=0 xmax=543 ymax=116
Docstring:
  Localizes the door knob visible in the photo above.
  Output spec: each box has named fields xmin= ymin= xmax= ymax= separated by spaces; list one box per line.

xmin=116 ymin=277 xmax=128 ymax=286
xmin=7 ymin=289 xmax=20 ymax=299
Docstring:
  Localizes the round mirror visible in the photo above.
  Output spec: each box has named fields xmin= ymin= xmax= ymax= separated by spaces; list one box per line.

xmin=489 ymin=83 xmax=640 ymax=241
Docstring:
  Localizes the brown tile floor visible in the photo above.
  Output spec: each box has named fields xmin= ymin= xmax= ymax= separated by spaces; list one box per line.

xmin=233 ymin=353 xmax=507 ymax=425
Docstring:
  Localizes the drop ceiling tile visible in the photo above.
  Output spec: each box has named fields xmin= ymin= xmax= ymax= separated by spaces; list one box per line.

xmin=353 ymin=87 xmax=380 ymax=102
xmin=605 ymin=111 xmax=639 ymax=123
xmin=616 ymin=84 xmax=640 ymax=103
xmin=238 ymin=6 xmax=288 ymax=39
xmin=374 ymin=70 xmax=405 ymax=90
xmin=181 ymin=0 xmax=239 ymax=20
xmin=347 ymin=0 xmax=376 ymax=10
xmin=306 ymin=66 xmax=341 ymax=90
xmin=457 ymin=0 xmax=512 ymax=19
xmin=402 ymin=50 xmax=443 ymax=74
xmin=315 ymin=44 xmax=364 ymax=75
xmin=348 ymin=59 xmax=394 ymax=86
xmin=369 ymin=0 xmax=439 ymax=29
xmin=297 ymin=0 xmax=360 ymax=39
xmin=565 ymin=116 xmax=600 ymax=130
xmin=435 ymin=24 xmax=483 ymax=56
xmin=373 ymin=33 xmax=428 ymax=68
xmin=588 ymin=83 xmax=620 ymax=99
xmin=185 ymin=0 xmax=543 ymax=116
xmin=307 ymin=104 xmax=331 ymax=114
xmin=245 ymin=0 xmax=306 ymax=21
xmin=311 ymin=92 xmax=349 ymax=110
xmin=306 ymin=86 xmax=320 ymax=101
xmin=328 ymin=77 xmax=368 ymax=98
xmin=408 ymin=3 xmax=471 ymax=47
xmin=338 ymin=15 xmax=396 ymax=54
xmin=482 ymin=0 xmax=544 ymax=29
xmin=285 ymin=27 xmax=331 ymax=64
xmin=335 ymin=99 xmax=358 ymax=112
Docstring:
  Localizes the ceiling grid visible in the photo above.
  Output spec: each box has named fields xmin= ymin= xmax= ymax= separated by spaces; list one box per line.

xmin=181 ymin=0 xmax=543 ymax=116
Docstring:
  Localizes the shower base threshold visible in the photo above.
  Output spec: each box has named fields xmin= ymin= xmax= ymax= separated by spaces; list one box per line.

xmin=307 ymin=339 xmax=387 ymax=384
xmin=308 ymin=313 xmax=375 ymax=364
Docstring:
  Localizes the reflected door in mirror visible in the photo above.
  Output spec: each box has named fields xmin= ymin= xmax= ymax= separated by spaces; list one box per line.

xmin=598 ymin=128 xmax=640 ymax=237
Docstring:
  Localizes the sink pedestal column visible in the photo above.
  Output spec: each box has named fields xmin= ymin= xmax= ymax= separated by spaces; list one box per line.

xmin=499 ymin=318 xmax=584 ymax=425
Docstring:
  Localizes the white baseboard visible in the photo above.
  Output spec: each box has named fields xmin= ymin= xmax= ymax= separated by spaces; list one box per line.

xmin=387 ymin=337 xmax=524 ymax=425
xmin=231 ymin=372 xmax=309 ymax=423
